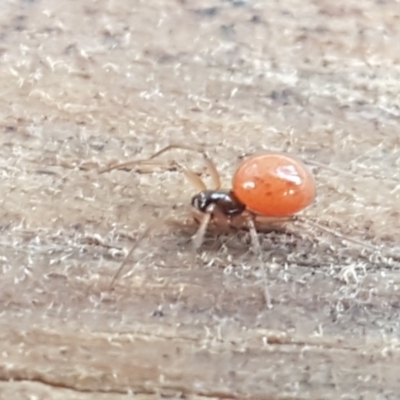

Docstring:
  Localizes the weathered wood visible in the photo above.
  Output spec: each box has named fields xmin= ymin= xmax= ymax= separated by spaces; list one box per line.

xmin=0 ymin=0 xmax=399 ymax=398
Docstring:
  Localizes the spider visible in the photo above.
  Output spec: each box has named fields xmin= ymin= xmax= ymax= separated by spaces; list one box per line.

xmin=100 ymin=144 xmax=317 ymax=291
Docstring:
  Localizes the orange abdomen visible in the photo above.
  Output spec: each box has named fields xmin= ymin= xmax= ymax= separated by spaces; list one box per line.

xmin=232 ymin=153 xmax=315 ymax=217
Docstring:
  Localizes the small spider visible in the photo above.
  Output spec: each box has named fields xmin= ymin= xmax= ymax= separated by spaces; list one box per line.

xmin=100 ymin=144 xmax=316 ymax=288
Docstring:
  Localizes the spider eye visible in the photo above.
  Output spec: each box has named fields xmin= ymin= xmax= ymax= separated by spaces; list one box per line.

xmin=191 ymin=192 xmax=208 ymax=212
xmin=191 ymin=194 xmax=201 ymax=210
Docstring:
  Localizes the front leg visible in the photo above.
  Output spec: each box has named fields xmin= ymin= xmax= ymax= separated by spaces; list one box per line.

xmin=191 ymin=204 xmax=216 ymax=251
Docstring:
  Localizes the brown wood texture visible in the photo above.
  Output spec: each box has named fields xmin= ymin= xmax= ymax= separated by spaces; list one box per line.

xmin=0 ymin=0 xmax=399 ymax=399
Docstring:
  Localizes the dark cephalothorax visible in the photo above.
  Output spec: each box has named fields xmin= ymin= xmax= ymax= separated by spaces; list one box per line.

xmin=191 ymin=190 xmax=245 ymax=216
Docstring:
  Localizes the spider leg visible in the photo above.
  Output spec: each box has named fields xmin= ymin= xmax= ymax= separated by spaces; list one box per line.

xmin=147 ymin=144 xmax=221 ymax=190
xmin=204 ymin=154 xmax=221 ymax=190
xmin=109 ymin=241 xmax=136 ymax=290
xmin=245 ymin=212 xmax=262 ymax=256
xmin=191 ymin=204 xmax=216 ymax=250
xmin=99 ymin=159 xmax=175 ymax=174
xmin=294 ymin=216 xmax=400 ymax=262
xmin=100 ymin=143 xmax=222 ymax=192
xmin=244 ymin=212 xmax=272 ymax=309
xmin=174 ymin=161 xmax=207 ymax=192
xmin=100 ymin=157 xmax=207 ymax=193
xmin=109 ymin=225 xmax=153 ymax=289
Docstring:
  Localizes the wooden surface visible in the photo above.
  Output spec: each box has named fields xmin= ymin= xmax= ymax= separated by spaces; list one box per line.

xmin=0 ymin=0 xmax=400 ymax=399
